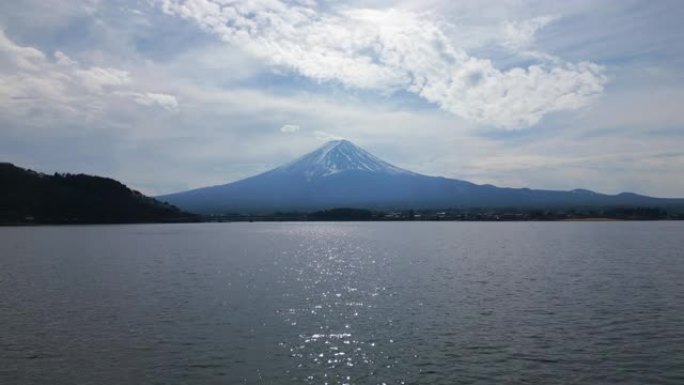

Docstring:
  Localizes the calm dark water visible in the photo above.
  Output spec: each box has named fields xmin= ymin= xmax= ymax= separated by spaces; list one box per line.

xmin=1 ymin=222 xmax=683 ymax=385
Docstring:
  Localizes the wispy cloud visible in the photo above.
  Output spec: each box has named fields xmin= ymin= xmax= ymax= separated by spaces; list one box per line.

xmin=157 ymin=0 xmax=607 ymax=129
xmin=502 ymin=15 xmax=557 ymax=51
xmin=0 ymin=30 xmax=177 ymax=119
xmin=114 ymin=91 xmax=179 ymax=112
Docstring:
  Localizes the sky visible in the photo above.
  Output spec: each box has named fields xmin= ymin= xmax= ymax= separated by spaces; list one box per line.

xmin=1 ymin=0 xmax=683 ymax=197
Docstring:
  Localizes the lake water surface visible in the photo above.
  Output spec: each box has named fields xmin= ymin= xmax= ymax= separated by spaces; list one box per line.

xmin=1 ymin=222 xmax=683 ymax=384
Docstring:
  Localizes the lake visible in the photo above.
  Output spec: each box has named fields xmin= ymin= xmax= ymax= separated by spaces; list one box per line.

xmin=1 ymin=222 xmax=683 ymax=384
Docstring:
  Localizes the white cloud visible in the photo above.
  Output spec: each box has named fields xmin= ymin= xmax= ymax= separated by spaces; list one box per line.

xmin=0 ymin=30 xmax=177 ymax=119
xmin=74 ymin=67 xmax=131 ymax=92
xmin=115 ymin=91 xmax=179 ymax=112
xmin=314 ymin=130 xmax=344 ymax=141
xmin=157 ymin=0 xmax=607 ymax=129
xmin=280 ymin=124 xmax=300 ymax=133
xmin=0 ymin=30 xmax=46 ymax=70
xmin=54 ymin=50 xmax=77 ymax=66
xmin=502 ymin=15 xmax=557 ymax=51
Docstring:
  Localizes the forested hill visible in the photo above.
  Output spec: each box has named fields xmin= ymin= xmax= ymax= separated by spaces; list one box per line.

xmin=0 ymin=163 xmax=193 ymax=224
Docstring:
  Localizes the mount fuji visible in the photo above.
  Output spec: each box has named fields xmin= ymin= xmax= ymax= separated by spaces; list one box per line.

xmin=158 ymin=140 xmax=683 ymax=214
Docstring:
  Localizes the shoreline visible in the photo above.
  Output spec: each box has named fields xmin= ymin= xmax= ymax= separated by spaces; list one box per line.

xmin=2 ymin=217 xmax=681 ymax=226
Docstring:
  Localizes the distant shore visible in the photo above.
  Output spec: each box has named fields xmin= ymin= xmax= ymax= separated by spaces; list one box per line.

xmin=3 ymin=218 xmax=683 ymax=226
xmin=3 ymin=207 xmax=683 ymax=226
xmin=196 ymin=207 xmax=684 ymax=223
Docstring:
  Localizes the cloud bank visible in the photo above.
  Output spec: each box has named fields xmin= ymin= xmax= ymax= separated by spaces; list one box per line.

xmin=158 ymin=0 xmax=607 ymax=129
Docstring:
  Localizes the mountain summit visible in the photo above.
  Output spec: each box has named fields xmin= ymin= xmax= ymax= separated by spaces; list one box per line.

xmin=268 ymin=140 xmax=413 ymax=180
xmin=158 ymin=140 xmax=683 ymax=214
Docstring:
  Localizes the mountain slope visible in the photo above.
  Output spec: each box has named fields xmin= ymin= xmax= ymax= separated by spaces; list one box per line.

xmin=158 ymin=140 xmax=684 ymax=214
xmin=0 ymin=163 xmax=192 ymax=223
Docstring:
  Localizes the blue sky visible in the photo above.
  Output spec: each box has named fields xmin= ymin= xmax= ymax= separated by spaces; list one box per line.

xmin=1 ymin=0 xmax=683 ymax=196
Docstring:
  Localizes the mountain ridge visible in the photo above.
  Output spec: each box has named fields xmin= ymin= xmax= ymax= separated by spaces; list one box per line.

xmin=157 ymin=141 xmax=684 ymax=214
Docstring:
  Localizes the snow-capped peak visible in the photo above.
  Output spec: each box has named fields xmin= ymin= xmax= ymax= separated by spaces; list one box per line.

xmin=272 ymin=140 xmax=415 ymax=180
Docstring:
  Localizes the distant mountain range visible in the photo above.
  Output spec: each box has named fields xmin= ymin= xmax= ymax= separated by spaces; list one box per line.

xmin=157 ymin=140 xmax=684 ymax=214
xmin=0 ymin=163 xmax=192 ymax=224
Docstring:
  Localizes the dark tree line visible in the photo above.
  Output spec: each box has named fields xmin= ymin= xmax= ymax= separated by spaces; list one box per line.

xmin=0 ymin=163 xmax=193 ymax=224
